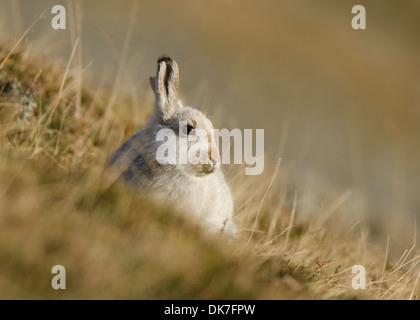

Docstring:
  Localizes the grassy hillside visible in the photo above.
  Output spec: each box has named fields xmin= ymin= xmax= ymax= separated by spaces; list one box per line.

xmin=0 ymin=43 xmax=419 ymax=300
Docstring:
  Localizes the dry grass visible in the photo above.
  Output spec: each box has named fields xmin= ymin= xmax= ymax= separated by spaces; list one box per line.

xmin=0 ymin=41 xmax=419 ymax=300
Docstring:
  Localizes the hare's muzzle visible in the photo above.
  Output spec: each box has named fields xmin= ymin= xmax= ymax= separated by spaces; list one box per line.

xmin=210 ymin=157 xmax=220 ymax=171
xmin=208 ymin=136 xmax=220 ymax=171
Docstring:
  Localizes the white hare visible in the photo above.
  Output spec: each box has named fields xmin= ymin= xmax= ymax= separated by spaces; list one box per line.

xmin=109 ymin=56 xmax=236 ymax=235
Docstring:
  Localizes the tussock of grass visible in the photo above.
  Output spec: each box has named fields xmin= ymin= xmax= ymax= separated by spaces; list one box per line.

xmin=0 ymin=44 xmax=419 ymax=299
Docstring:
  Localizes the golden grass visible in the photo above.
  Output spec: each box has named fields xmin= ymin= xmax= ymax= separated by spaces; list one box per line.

xmin=0 ymin=42 xmax=419 ymax=300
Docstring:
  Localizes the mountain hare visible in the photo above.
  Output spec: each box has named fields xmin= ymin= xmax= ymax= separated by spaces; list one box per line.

xmin=109 ymin=56 xmax=236 ymax=235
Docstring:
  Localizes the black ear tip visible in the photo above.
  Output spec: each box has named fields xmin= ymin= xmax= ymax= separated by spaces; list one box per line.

xmin=158 ymin=55 xmax=173 ymax=64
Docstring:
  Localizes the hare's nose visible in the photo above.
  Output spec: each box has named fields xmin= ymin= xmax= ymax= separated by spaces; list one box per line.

xmin=210 ymin=157 xmax=219 ymax=169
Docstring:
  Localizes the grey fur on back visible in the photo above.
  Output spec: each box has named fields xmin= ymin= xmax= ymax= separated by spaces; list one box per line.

xmin=109 ymin=56 xmax=236 ymax=235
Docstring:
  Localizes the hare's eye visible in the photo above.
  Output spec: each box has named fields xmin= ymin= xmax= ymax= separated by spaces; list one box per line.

xmin=187 ymin=124 xmax=195 ymax=135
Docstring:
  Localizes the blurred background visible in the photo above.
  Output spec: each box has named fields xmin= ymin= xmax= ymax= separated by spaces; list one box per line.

xmin=1 ymin=0 xmax=419 ymax=246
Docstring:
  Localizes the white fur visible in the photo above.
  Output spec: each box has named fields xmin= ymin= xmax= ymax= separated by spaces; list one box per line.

xmin=109 ymin=56 xmax=236 ymax=235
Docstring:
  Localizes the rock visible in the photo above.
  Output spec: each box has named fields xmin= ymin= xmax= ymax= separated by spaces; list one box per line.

xmin=0 ymin=70 xmax=37 ymax=123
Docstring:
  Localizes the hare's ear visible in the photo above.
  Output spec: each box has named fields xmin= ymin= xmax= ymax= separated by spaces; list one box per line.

xmin=150 ymin=56 xmax=181 ymax=123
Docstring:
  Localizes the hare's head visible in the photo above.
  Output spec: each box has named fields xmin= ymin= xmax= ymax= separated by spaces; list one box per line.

xmin=148 ymin=56 xmax=220 ymax=177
